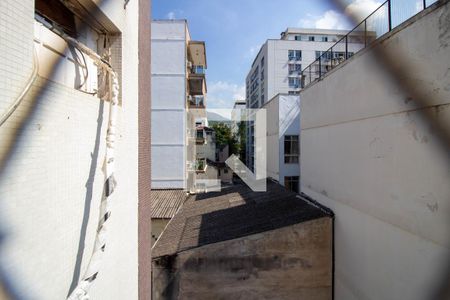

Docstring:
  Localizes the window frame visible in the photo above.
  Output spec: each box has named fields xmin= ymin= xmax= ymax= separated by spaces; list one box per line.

xmin=284 ymin=135 xmax=299 ymax=164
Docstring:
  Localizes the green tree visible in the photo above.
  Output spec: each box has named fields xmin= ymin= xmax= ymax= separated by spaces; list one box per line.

xmin=212 ymin=123 xmax=240 ymax=156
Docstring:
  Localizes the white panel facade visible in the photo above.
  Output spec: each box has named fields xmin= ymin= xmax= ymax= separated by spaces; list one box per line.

xmin=151 ymin=20 xmax=187 ymax=189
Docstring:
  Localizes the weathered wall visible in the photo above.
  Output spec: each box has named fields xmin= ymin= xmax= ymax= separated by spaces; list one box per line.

xmin=0 ymin=0 xmax=142 ymax=298
xmin=300 ymin=2 xmax=450 ymax=300
xmin=153 ymin=217 xmax=332 ymax=300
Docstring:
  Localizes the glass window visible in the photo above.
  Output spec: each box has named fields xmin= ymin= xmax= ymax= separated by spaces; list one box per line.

xmin=288 ymin=50 xmax=302 ymax=61
xmin=321 ymin=36 xmax=328 ymax=42
xmin=285 ymin=176 xmax=299 ymax=193
xmin=284 ymin=135 xmax=299 ymax=163
xmin=288 ymin=78 xmax=300 ymax=88
xmin=309 ymin=36 xmax=315 ymax=41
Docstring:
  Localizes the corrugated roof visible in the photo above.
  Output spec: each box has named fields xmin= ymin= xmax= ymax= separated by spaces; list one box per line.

xmin=152 ymin=181 xmax=333 ymax=258
xmin=151 ymin=189 xmax=188 ymax=219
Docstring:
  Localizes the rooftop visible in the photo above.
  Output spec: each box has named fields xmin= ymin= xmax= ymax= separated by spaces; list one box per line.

xmin=152 ymin=181 xmax=333 ymax=258
xmin=151 ymin=189 xmax=188 ymax=219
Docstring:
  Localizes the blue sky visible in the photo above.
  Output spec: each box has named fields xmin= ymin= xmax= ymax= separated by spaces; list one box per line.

xmin=152 ymin=0 xmax=381 ymax=110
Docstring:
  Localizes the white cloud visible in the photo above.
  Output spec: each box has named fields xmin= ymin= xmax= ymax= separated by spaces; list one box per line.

xmin=345 ymin=0 xmax=382 ymax=21
xmin=166 ymin=11 xmax=176 ymax=19
xmin=298 ymin=0 xmax=382 ymax=30
xmin=207 ymin=81 xmax=245 ymax=109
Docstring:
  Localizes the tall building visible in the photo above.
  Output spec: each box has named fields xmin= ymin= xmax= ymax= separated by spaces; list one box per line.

xmin=245 ymin=28 xmax=366 ymax=109
xmin=151 ymin=20 xmax=207 ymax=191
xmin=245 ymin=28 xmax=365 ymax=179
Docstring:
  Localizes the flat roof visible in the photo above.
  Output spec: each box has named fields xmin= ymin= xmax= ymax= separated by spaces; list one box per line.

xmin=152 ymin=181 xmax=333 ymax=258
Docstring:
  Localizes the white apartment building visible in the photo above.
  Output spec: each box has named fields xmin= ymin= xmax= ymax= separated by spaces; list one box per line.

xmin=151 ymin=20 xmax=207 ymax=191
xmin=245 ymin=28 xmax=365 ymax=176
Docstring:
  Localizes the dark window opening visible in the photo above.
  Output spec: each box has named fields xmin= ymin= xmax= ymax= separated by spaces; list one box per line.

xmin=285 ymin=176 xmax=299 ymax=193
xmin=35 ymin=0 xmax=77 ymax=37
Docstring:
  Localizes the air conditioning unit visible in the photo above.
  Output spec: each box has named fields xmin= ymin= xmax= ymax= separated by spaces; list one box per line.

xmin=187 ymin=95 xmax=193 ymax=101
xmin=187 ymin=61 xmax=193 ymax=68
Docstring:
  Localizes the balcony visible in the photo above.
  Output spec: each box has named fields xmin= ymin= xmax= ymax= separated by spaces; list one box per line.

xmin=188 ymin=41 xmax=207 ymax=69
xmin=188 ymin=73 xmax=207 ymax=95
xmin=195 ymin=158 xmax=206 ymax=173
xmin=188 ymin=95 xmax=205 ymax=108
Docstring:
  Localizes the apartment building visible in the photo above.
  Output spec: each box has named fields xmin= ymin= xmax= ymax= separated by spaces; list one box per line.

xmin=245 ymin=28 xmax=365 ymax=175
xmin=0 ymin=0 xmax=151 ymax=298
xmin=151 ymin=20 xmax=207 ymax=192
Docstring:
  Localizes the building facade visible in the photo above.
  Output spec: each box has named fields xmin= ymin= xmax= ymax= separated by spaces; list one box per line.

xmin=0 ymin=0 xmax=151 ymax=298
xmin=265 ymin=94 xmax=300 ymax=192
xmin=245 ymin=28 xmax=365 ymax=174
xmin=151 ymin=20 xmax=207 ymax=191
xmin=300 ymin=2 xmax=450 ymax=299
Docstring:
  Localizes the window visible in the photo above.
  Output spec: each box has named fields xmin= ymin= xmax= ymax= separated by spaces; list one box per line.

xmin=288 ymin=78 xmax=300 ymax=88
xmin=285 ymin=176 xmax=299 ymax=193
xmin=294 ymin=35 xmax=303 ymax=41
xmin=288 ymin=64 xmax=301 ymax=74
xmin=288 ymin=50 xmax=301 ymax=61
xmin=309 ymin=36 xmax=315 ymax=41
xmin=284 ymin=135 xmax=299 ymax=163
xmin=315 ymin=51 xmax=322 ymax=59
xmin=321 ymin=36 xmax=328 ymax=42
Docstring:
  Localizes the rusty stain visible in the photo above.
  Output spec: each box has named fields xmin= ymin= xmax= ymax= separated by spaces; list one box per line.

xmin=369 ymin=137 xmax=380 ymax=146
xmin=426 ymin=202 xmax=439 ymax=213
xmin=404 ymin=96 xmax=413 ymax=104
xmin=412 ymin=129 xmax=419 ymax=141
xmin=421 ymin=135 xmax=429 ymax=144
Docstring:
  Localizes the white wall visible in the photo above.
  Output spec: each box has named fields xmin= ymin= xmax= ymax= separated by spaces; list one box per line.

xmin=151 ymin=20 xmax=187 ymax=189
xmin=265 ymin=96 xmax=280 ymax=181
xmin=264 ymin=94 xmax=300 ymax=187
xmin=300 ymin=3 xmax=450 ymax=300
xmin=278 ymin=95 xmax=300 ymax=187
xmin=0 ymin=0 xmax=141 ymax=298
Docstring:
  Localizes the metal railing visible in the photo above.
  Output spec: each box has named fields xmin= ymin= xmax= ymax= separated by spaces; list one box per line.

xmin=301 ymin=0 xmax=438 ymax=88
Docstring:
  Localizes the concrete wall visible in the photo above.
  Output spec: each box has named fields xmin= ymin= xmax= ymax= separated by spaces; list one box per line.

xmin=153 ymin=217 xmax=332 ymax=300
xmin=0 ymin=0 xmax=142 ymax=299
xmin=151 ymin=20 xmax=187 ymax=189
xmin=300 ymin=3 xmax=450 ymax=300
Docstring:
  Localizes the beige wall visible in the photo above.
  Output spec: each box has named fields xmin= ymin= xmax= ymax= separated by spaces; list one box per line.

xmin=300 ymin=3 xmax=450 ymax=300
xmin=153 ymin=217 xmax=332 ymax=300
xmin=0 ymin=0 xmax=141 ymax=298
xmin=152 ymin=219 xmax=169 ymax=247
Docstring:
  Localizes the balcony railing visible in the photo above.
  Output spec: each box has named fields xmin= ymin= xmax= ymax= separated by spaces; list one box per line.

xmin=301 ymin=0 xmax=438 ymax=88
xmin=191 ymin=65 xmax=206 ymax=75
